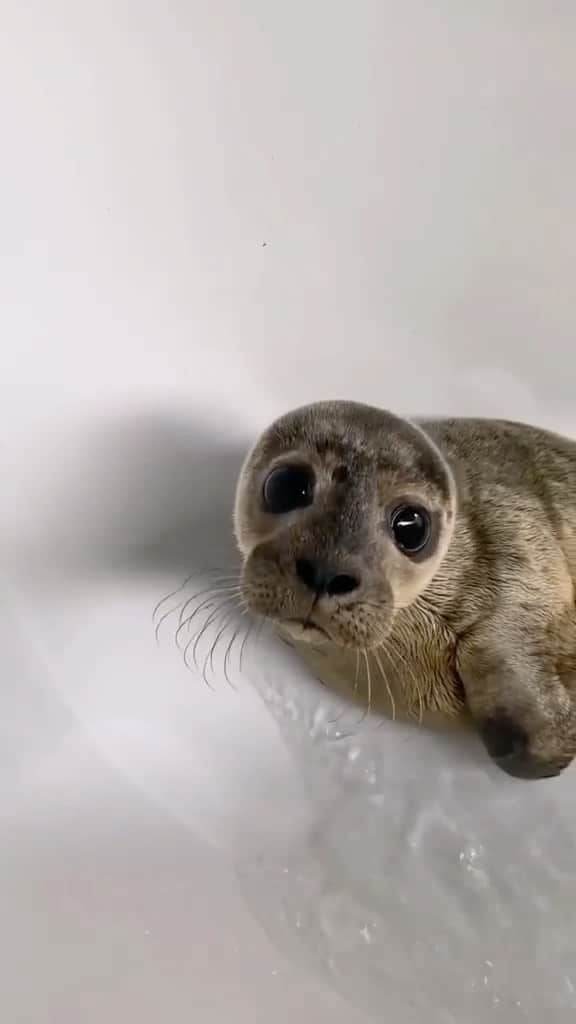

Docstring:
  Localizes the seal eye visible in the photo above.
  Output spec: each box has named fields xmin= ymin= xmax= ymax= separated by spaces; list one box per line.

xmin=263 ymin=464 xmax=314 ymax=515
xmin=390 ymin=505 xmax=431 ymax=555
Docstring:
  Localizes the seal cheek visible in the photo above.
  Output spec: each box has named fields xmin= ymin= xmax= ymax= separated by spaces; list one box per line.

xmin=479 ymin=710 xmax=569 ymax=780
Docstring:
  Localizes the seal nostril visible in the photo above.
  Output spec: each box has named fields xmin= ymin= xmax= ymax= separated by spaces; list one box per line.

xmin=326 ymin=573 xmax=359 ymax=596
xmin=295 ymin=558 xmax=317 ymax=590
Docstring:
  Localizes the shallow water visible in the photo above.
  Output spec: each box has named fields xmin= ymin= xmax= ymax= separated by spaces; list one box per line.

xmin=235 ymin=644 xmax=576 ymax=1022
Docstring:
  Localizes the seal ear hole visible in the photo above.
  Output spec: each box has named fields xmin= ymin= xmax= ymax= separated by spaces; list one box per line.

xmin=389 ymin=504 xmax=431 ymax=556
xmin=332 ymin=464 xmax=349 ymax=484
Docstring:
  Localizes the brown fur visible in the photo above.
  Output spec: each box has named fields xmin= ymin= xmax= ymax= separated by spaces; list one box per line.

xmin=234 ymin=402 xmax=576 ymax=779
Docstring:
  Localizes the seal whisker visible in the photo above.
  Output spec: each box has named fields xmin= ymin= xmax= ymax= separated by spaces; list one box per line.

xmin=155 ymin=601 xmax=186 ymax=645
xmin=223 ymin=607 xmax=250 ymax=686
xmin=175 ymin=587 xmax=243 ymax=649
xmin=359 ymin=650 xmax=372 ymax=723
xmin=239 ymin=612 xmax=266 ymax=672
xmin=175 ymin=595 xmax=219 ymax=649
xmin=155 ymin=576 xmax=242 ymax=645
xmin=238 ymin=620 xmax=254 ymax=672
xmin=373 ymin=648 xmax=397 ymax=723
xmin=153 ymin=571 xmax=240 ymax=623
xmin=187 ymin=585 xmax=244 ymax=625
xmin=177 ymin=578 xmax=243 ymax=629
xmin=354 ymin=649 xmax=361 ymax=695
xmin=180 ymin=599 xmax=236 ymax=681
xmin=192 ymin=599 xmax=239 ymax=669
xmin=152 ymin=573 xmax=196 ymax=623
xmin=206 ymin=605 xmax=245 ymax=689
xmin=203 ymin=624 xmax=226 ymax=687
xmin=396 ymin=644 xmax=424 ymax=725
xmin=384 ymin=636 xmax=425 ymax=725
xmin=201 ymin=614 xmax=229 ymax=687
xmin=182 ymin=634 xmax=215 ymax=688
xmin=250 ymin=614 xmax=267 ymax=666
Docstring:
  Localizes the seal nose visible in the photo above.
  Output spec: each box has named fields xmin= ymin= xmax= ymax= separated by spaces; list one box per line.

xmin=295 ymin=558 xmax=360 ymax=597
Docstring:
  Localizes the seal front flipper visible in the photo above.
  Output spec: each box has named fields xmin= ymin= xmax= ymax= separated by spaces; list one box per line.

xmin=456 ymin=608 xmax=576 ymax=779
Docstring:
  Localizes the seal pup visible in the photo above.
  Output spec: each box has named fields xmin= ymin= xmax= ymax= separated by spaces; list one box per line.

xmin=234 ymin=401 xmax=576 ymax=780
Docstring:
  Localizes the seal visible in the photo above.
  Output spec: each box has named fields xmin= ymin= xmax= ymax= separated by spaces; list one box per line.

xmin=234 ymin=401 xmax=576 ymax=780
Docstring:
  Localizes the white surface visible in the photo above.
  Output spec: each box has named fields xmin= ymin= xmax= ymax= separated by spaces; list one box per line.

xmin=2 ymin=3 xmax=576 ymax=1022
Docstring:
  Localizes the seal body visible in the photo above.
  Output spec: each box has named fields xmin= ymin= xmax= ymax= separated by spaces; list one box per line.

xmin=234 ymin=402 xmax=576 ymax=779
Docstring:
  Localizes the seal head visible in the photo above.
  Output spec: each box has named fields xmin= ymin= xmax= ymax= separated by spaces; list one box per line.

xmin=234 ymin=401 xmax=457 ymax=650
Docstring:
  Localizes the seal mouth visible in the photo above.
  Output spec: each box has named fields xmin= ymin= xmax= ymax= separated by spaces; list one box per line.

xmin=281 ymin=617 xmax=332 ymax=641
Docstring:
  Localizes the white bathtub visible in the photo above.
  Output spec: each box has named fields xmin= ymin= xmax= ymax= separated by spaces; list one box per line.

xmin=2 ymin=4 xmax=576 ymax=1021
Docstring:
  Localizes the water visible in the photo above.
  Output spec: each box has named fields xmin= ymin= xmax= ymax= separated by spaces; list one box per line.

xmin=236 ymin=645 xmax=576 ymax=1022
